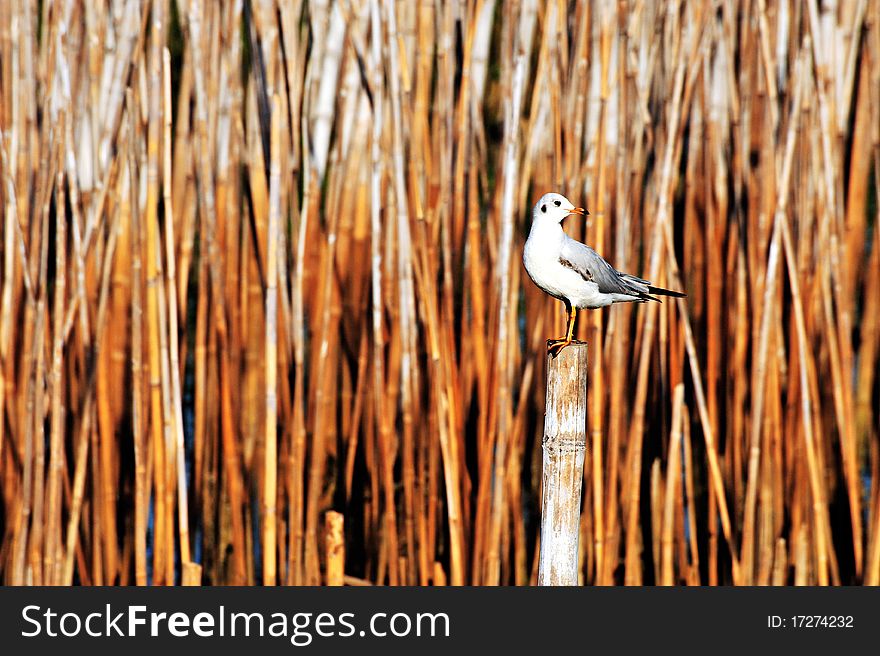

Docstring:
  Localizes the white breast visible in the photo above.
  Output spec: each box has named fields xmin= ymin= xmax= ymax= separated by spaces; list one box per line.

xmin=523 ymin=224 xmax=609 ymax=308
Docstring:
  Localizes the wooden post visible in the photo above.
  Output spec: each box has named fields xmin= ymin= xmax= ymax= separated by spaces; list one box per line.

xmin=538 ymin=341 xmax=588 ymax=586
xmin=324 ymin=511 xmax=345 ymax=586
xmin=181 ymin=561 xmax=203 ymax=586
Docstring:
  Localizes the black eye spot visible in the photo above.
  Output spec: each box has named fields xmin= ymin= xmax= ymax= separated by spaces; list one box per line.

xmin=554 ymin=200 xmax=561 ymax=207
xmin=541 ymin=204 xmax=547 ymax=213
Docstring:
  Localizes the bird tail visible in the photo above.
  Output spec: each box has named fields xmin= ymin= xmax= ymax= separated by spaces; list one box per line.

xmin=646 ymin=285 xmax=687 ymax=298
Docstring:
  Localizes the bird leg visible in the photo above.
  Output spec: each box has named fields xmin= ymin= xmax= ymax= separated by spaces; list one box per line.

xmin=548 ymin=304 xmax=577 ymax=357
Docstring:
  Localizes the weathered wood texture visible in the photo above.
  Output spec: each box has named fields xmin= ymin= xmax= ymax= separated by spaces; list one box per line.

xmin=324 ymin=511 xmax=345 ymax=586
xmin=538 ymin=342 xmax=588 ymax=586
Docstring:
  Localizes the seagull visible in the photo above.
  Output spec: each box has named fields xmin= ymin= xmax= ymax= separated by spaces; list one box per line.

xmin=523 ymin=192 xmax=686 ymax=356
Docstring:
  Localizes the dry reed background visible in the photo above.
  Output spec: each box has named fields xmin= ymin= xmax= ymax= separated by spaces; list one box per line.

xmin=0 ymin=0 xmax=879 ymax=586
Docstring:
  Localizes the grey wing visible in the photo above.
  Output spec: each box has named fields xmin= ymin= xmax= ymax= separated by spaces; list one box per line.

xmin=559 ymin=239 xmax=656 ymax=300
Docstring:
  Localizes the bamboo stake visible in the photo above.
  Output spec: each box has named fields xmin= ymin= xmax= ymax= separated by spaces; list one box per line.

xmin=325 ymin=511 xmax=345 ymax=586
xmin=538 ymin=342 xmax=588 ymax=586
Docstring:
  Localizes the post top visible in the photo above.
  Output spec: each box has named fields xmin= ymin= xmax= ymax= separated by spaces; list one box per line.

xmin=545 ymin=340 xmax=589 ymax=365
xmin=544 ymin=339 xmax=588 ymax=348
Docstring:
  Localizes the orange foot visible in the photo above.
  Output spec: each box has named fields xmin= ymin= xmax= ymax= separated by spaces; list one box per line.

xmin=547 ymin=339 xmax=572 ymax=358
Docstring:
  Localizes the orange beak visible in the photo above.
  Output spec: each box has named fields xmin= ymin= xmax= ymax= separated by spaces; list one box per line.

xmin=568 ymin=207 xmax=589 ymax=216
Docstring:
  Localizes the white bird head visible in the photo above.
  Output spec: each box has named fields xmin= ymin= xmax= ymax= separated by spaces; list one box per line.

xmin=531 ymin=192 xmax=588 ymax=224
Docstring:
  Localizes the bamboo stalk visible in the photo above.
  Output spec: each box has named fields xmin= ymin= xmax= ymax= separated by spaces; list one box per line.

xmin=660 ymin=384 xmax=684 ymax=585
xmin=44 ymin=154 xmax=66 ymax=585
xmin=162 ymin=47 xmax=191 ymax=573
xmin=263 ymin=93 xmax=281 ymax=586
xmin=538 ymin=343 xmax=588 ymax=586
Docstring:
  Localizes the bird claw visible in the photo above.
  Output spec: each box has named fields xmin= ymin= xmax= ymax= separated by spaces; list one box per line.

xmin=547 ymin=339 xmax=571 ymax=357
